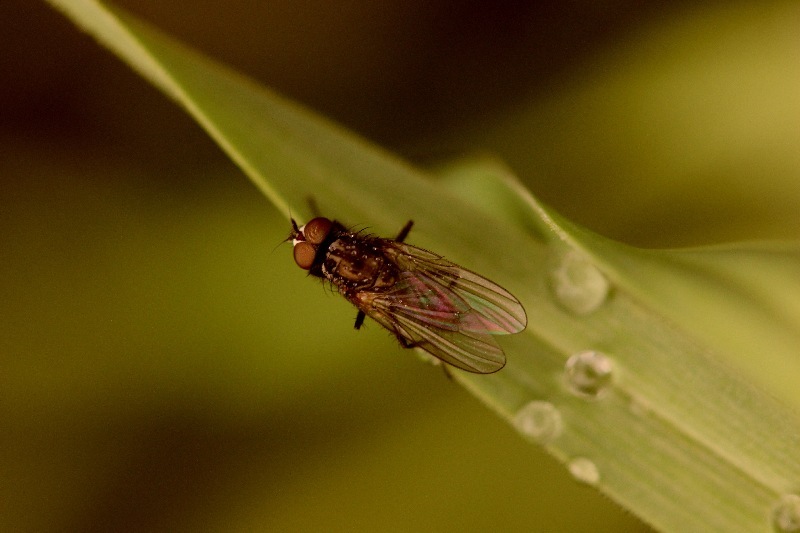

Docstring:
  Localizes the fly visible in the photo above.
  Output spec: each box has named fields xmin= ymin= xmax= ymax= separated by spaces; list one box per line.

xmin=289 ymin=216 xmax=527 ymax=374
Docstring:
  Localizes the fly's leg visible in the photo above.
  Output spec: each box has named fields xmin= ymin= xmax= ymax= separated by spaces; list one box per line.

xmin=306 ymin=196 xmax=322 ymax=218
xmin=397 ymin=335 xmax=453 ymax=379
xmin=354 ymin=311 xmax=365 ymax=330
xmin=397 ymin=335 xmax=417 ymax=349
xmin=395 ymin=220 xmax=414 ymax=243
xmin=440 ymin=364 xmax=454 ymax=380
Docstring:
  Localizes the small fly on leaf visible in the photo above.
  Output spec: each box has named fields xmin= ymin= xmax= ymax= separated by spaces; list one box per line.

xmin=289 ymin=216 xmax=527 ymax=374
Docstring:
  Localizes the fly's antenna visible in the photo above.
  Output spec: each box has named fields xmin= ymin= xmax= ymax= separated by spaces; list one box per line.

xmin=270 ymin=229 xmax=293 ymax=254
xmin=269 ymin=211 xmax=299 ymax=256
xmin=287 ymin=204 xmax=304 ymax=241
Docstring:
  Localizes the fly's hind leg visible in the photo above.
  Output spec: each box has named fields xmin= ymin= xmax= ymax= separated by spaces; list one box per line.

xmin=397 ymin=335 xmax=418 ymax=349
xmin=395 ymin=220 xmax=413 ymax=243
xmin=396 ymin=335 xmax=453 ymax=379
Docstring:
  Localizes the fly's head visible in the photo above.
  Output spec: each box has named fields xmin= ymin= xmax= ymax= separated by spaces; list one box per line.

xmin=290 ymin=217 xmax=334 ymax=271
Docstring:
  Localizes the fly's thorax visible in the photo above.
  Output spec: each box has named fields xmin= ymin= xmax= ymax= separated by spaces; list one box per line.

xmin=322 ymin=236 xmax=399 ymax=291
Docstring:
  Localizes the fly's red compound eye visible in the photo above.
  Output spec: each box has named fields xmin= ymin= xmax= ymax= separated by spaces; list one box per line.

xmin=293 ymin=241 xmax=317 ymax=270
xmin=303 ymin=217 xmax=333 ymax=245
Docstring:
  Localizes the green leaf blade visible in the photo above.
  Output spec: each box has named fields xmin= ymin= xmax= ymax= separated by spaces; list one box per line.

xmin=45 ymin=2 xmax=800 ymax=532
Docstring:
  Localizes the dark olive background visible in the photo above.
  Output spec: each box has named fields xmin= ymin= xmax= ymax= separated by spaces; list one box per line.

xmin=3 ymin=1 xmax=797 ymax=531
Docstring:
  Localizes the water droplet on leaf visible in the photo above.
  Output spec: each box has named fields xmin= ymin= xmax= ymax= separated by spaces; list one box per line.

xmin=513 ymin=401 xmax=563 ymax=444
xmin=549 ymin=250 xmax=609 ymax=315
xmin=565 ymin=350 xmax=613 ymax=399
xmin=772 ymin=494 xmax=800 ymax=532
xmin=568 ymin=457 xmax=600 ymax=485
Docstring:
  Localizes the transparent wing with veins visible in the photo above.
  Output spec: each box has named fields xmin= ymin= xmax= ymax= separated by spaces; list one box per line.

xmin=351 ymin=242 xmax=527 ymax=374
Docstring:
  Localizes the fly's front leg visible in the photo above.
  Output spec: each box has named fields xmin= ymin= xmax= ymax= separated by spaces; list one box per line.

xmin=395 ymin=220 xmax=413 ymax=243
xmin=306 ymin=196 xmax=322 ymax=218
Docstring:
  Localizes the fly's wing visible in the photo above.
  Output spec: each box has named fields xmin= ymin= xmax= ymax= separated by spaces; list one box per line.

xmin=388 ymin=243 xmax=527 ymax=334
xmin=355 ymin=242 xmax=527 ymax=374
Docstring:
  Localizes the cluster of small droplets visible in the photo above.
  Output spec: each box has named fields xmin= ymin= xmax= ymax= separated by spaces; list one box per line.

xmin=565 ymin=350 xmax=614 ymax=399
xmin=772 ymin=494 xmax=800 ymax=532
xmin=512 ymin=401 xmax=563 ymax=444
xmin=549 ymin=250 xmax=610 ymax=315
xmin=546 ymin=252 xmax=610 ymax=487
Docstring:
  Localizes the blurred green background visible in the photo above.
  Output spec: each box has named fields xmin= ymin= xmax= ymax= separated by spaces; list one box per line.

xmin=2 ymin=1 xmax=798 ymax=531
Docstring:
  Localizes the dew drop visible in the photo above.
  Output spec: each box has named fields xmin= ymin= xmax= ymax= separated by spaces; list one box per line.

xmin=513 ymin=401 xmax=563 ymax=444
xmin=772 ymin=494 xmax=800 ymax=532
xmin=549 ymin=250 xmax=610 ymax=315
xmin=568 ymin=457 xmax=600 ymax=486
xmin=565 ymin=350 xmax=614 ymax=399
